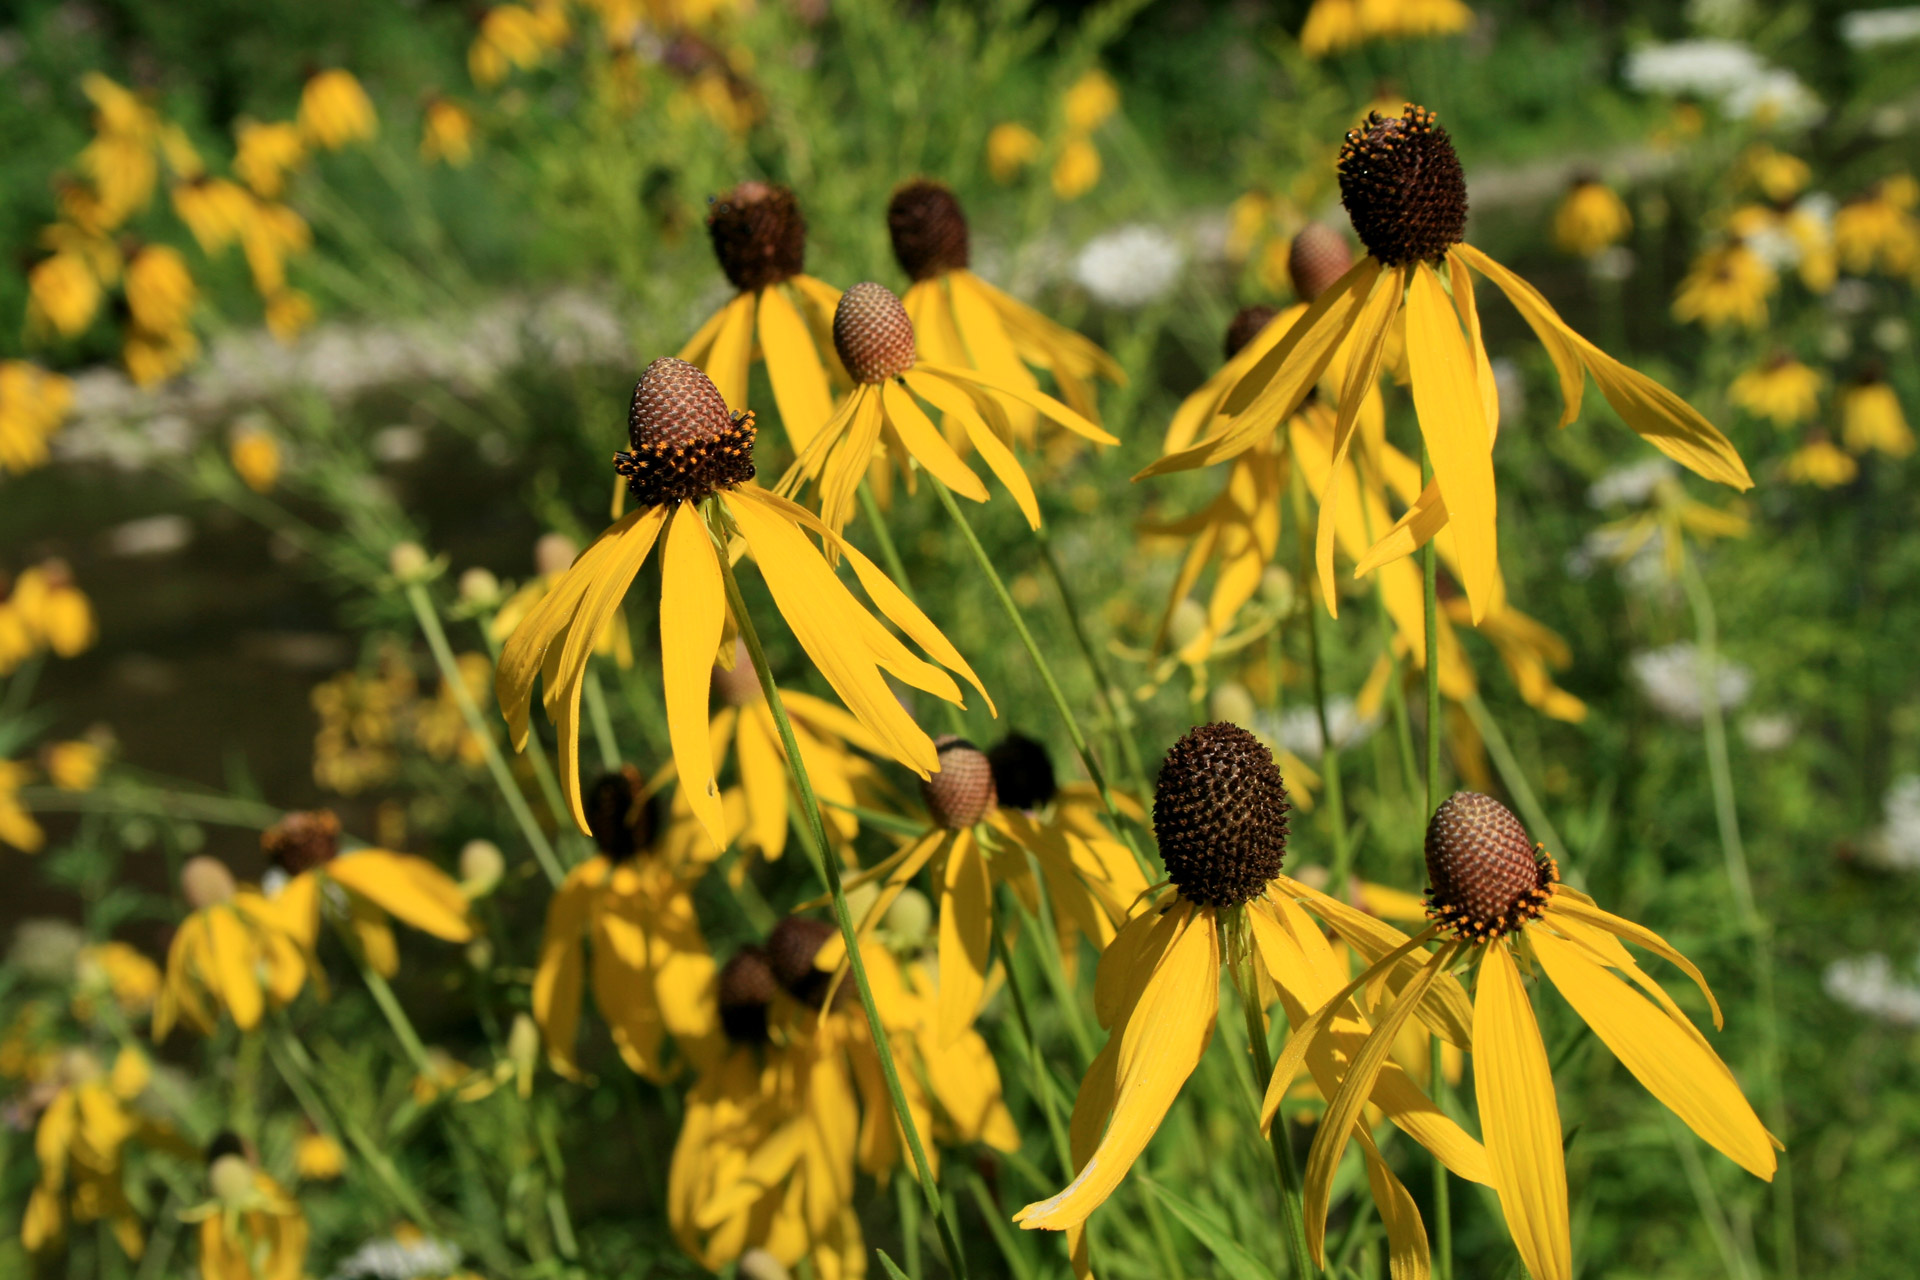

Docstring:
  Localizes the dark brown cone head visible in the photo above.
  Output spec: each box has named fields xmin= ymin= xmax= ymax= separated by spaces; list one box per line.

xmin=204 ymin=1130 xmax=250 ymax=1166
xmin=1288 ymin=222 xmax=1356 ymax=302
xmin=263 ymin=810 xmax=340 ymax=875
xmin=1224 ymin=304 xmax=1280 ymax=361
xmin=614 ymin=357 xmax=756 ymax=508
xmin=706 ymin=181 xmax=806 ymax=293
xmin=718 ymin=946 xmax=778 ymax=1044
xmin=585 ymin=765 xmax=664 ymax=861
xmin=766 ymin=916 xmax=843 ymax=1009
xmin=711 ymin=637 xmax=761 ymax=708
xmin=887 ymin=180 xmax=971 ymax=281
xmin=987 ymin=733 xmax=1057 ymax=811
xmin=1152 ymin=723 xmax=1290 ymax=908
xmin=1423 ymin=792 xmax=1558 ymax=942
xmin=833 ymin=282 xmax=917 ymax=384
xmin=920 ymin=735 xmax=998 ymax=829
xmin=1337 ymin=104 xmax=1468 ymax=266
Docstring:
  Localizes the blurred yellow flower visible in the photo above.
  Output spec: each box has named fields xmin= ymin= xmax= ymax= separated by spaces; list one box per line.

xmin=78 ymin=131 xmax=158 ymax=229
xmin=44 ymin=740 xmax=104 ymax=791
xmin=240 ymin=201 xmax=313 ymax=297
xmin=1302 ymin=0 xmax=1473 ymax=56
xmin=1728 ymin=200 xmax=1835 ymax=293
xmin=183 ymin=1154 xmax=308 ymax=1280
xmin=156 ymin=858 xmax=312 ymax=1038
xmin=264 ymin=289 xmax=315 ymax=342
xmin=172 ymin=177 xmax=258 ymax=254
xmin=1841 ymin=373 xmax=1915 ymax=458
xmin=74 ymin=942 xmax=161 ymax=1020
xmin=27 ymin=253 xmax=103 ymax=338
xmin=421 ymin=99 xmax=475 ymax=166
xmin=1740 ymin=144 xmax=1810 ymax=202
xmin=986 ymin=121 xmax=1041 ymax=182
xmin=1783 ymin=434 xmax=1857 ymax=487
xmin=1061 ymin=68 xmax=1118 ymax=133
xmin=294 ymin=1132 xmax=345 ymax=1181
xmin=230 ymin=425 xmax=282 ymax=493
xmin=233 ymin=120 xmax=307 ymax=198
xmin=1051 ymin=135 xmax=1101 ymax=200
xmin=414 ymin=651 xmax=493 ymax=767
xmin=1553 ymin=177 xmax=1631 ymax=256
xmin=1730 ymin=354 xmax=1822 ymax=427
xmin=12 ymin=560 xmax=97 ymax=658
xmin=0 ymin=361 xmax=75 ymax=476
xmin=0 ymin=759 xmax=44 ymax=854
xmin=125 ymin=244 xmax=196 ymax=334
xmin=298 ymin=69 xmax=378 ymax=149
xmin=469 ymin=4 xmax=567 ymax=87
xmin=1672 ymin=241 xmax=1775 ymax=330
xmin=124 ymin=323 xmax=200 ymax=387
xmin=1833 ymin=176 xmax=1920 ymax=277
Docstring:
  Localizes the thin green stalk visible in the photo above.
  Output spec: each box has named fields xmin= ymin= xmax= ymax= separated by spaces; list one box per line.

xmin=1304 ymin=569 xmax=1354 ymax=892
xmin=896 ymin=1170 xmax=924 ymax=1279
xmin=1462 ymin=693 xmax=1568 ymax=859
xmin=1419 ymin=452 xmax=1451 ymax=1280
xmin=993 ymin=896 xmax=1074 ymax=1178
xmin=268 ymin=1029 xmax=437 ymax=1229
xmin=858 ymin=480 xmax=968 ymax=738
xmin=404 ymin=581 xmax=565 ymax=887
xmin=711 ymin=510 xmax=969 ymax=1280
xmin=928 ymin=477 xmax=1149 ymax=871
xmin=343 ymin=934 xmax=435 ymax=1077
xmin=583 ymin=666 xmax=622 ymax=772
xmin=1032 ymin=525 xmax=1150 ymax=793
xmin=999 ymin=874 xmax=1096 ymax=1067
xmin=1224 ymin=911 xmax=1318 ymax=1278
xmin=1431 ymin=1037 xmax=1453 ymax=1280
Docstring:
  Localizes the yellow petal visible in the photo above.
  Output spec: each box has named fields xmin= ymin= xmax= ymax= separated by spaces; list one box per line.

xmin=204 ymin=906 xmax=263 ymax=1030
xmin=880 ymin=377 xmax=988 ymax=501
xmin=533 ymin=859 xmax=603 ymax=1078
xmin=1094 ymin=900 xmax=1178 ymax=1029
xmin=915 ymin=359 xmax=1117 ymax=446
xmin=1358 ymin=1127 xmax=1432 ymax=1280
xmin=948 ymin=269 xmax=1041 ymax=442
xmin=1281 ymin=875 xmax=1474 ymax=1047
xmin=1451 ymin=244 xmax=1585 ymax=428
xmin=703 ymin=291 xmax=757 ymax=414
xmin=735 ymin=708 xmax=791 ymax=857
xmin=661 ymin=503 xmax=729 ymax=847
xmin=1475 ymin=942 xmax=1572 ymax=1280
xmin=1545 ymin=893 xmax=1723 ymax=1028
xmin=326 ymin=851 xmax=473 ymax=941
xmin=1530 ymin=927 xmax=1774 ymax=1178
xmin=1313 ymin=265 xmax=1405 ymax=619
xmin=676 ymin=300 xmax=732 ymax=370
xmin=758 ymin=283 xmax=834 ymax=449
xmin=937 ymin=828 xmax=993 ymax=1045
xmin=1406 ymin=262 xmax=1498 ymax=622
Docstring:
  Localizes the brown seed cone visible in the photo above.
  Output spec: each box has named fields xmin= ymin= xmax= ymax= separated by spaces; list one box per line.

xmin=833 ymin=282 xmax=917 ymax=384
xmin=1224 ymin=304 xmax=1280 ymax=361
xmin=1288 ymin=221 xmax=1355 ymax=302
xmin=711 ymin=637 xmax=761 ymax=708
xmin=718 ymin=946 xmax=779 ymax=1044
xmin=887 ymin=179 xmax=971 ymax=281
xmin=584 ymin=764 xmax=663 ymax=861
xmin=987 ymin=732 xmax=1057 ymax=811
xmin=766 ymin=916 xmax=843 ymax=1008
xmin=613 ymin=357 xmax=756 ymax=508
xmin=180 ymin=856 xmax=237 ymax=909
xmin=262 ymin=810 xmax=340 ymax=875
xmin=921 ymin=736 xmax=998 ymax=828
xmin=1153 ymin=723 xmax=1290 ymax=907
xmin=706 ymin=181 xmax=806 ymax=293
xmin=1423 ymin=792 xmax=1557 ymax=941
xmin=1337 ymin=104 xmax=1468 ymax=266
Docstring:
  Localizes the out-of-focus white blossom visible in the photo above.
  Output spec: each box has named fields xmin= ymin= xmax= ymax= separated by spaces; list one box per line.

xmin=1630 ymin=643 xmax=1752 ymax=722
xmin=1842 ymin=7 xmax=1920 ymax=48
xmin=1262 ymin=696 xmax=1380 ymax=758
xmin=1825 ymin=953 xmax=1920 ymax=1025
xmin=1624 ymin=40 xmax=1767 ymax=98
xmin=1588 ymin=458 xmax=1676 ymax=509
xmin=1867 ymin=774 xmax=1920 ymax=870
xmin=329 ymin=1232 xmax=463 ymax=1280
xmin=1072 ymin=225 xmax=1184 ymax=308
xmin=1738 ymin=712 xmax=1795 ymax=752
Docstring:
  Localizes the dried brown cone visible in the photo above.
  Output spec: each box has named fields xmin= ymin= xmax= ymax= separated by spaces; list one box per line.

xmin=833 ymin=282 xmax=917 ymax=384
xmin=1152 ymin=723 xmax=1290 ymax=907
xmin=766 ymin=916 xmax=845 ymax=1009
xmin=887 ymin=179 xmax=971 ymax=281
xmin=921 ymin=736 xmax=998 ymax=828
xmin=987 ymin=733 xmax=1057 ymax=811
xmin=1224 ymin=304 xmax=1280 ymax=361
xmin=1337 ymin=104 xmax=1468 ymax=266
xmin=711 ymin=637 xmax=761 ymax=708
xmin=584 ymin=765 xmax=664 ymax=861
xmin=180 ymin=856 xmax=237 ymax=909
xmin=613 ymin=357 xmax=756 ymax=508
xmin=1423 ymin=792 xmax=1558 ymax=942
xmin=1288 ymin=222 xmax=1355 ymax=302
xmin=263 ymin=810 xmax=340 ymax=875
xmin=706 ymin=181 xmax=806 ymax=293
xmin=718 ymin=946 xmax=779 ymax=1044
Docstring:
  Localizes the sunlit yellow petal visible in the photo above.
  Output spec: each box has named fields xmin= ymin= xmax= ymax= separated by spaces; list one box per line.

xmin=1406 ymin=262 xmax=1498 ymax=622
xmin=937 ymin=828 xmax=993 ymax=1045
xmin=1476 ymin=943 xmax=1572 ymax=1280
xmin=325 ymin=851 xmax=473 ymax=942
xmin=758 ymin=283 xmax=834 ymax=449
xmin=662 ymin=503 xmax=729 ymax=846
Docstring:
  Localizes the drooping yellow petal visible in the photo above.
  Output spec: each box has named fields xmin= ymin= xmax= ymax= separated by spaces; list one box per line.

xmin=758 ymin=283 xmax=834 ymax=449
xmin=1313 ymin=265 xmax=1405 ymax=619
xmin=1529 ymin=927 xmax=1775 ymax=1179
xmin=916 ymin=359 xmax=1118 ymax=446
xmin=1018 ymin=902 xmax=1216 ymax=1231
xmin=533 ymin=858 xmax=604 ymax=1078
xmin=1544 ymin=893 xmax=1723 ymax=1028
xmin=880 ymin=378 xmax=987 ymax=501
xmin=1476 ymin=942 xmax=1572 ymax=1280
xmin=1280 ymin=874 xmax=1474 ymax=1047
xmin=735 ymin=708 xmax=791 ymax=857
xmin=1406 ymin=262 xmax=1498 ymax=622
xmin=702 ymin=291 xmax=757 ymax=414
xmin=948 ymin=269 xmax=1042 ymax=442
xmin=937 ymin=828 xmax=993 ymax=1046
xmin=204 ymin=906 xmax=264 ymax=1030
xmin=326 ymin=851 xmax=473 ymax=942
xmin=1358 ymin=1127 xmax=1432 ymax=1280
xmin=661 ymin=503 xmax=730 ymax=847
xmin=676 ymin=301 xmax=732 ymax=371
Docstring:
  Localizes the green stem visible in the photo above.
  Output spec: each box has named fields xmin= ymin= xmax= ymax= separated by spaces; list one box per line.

xmin=1224 ymin=910 xmax=1317 ymax=1278
xmin=711 ymin=510 xmax=970 ymax=1280
xmin=1419 ymin=451 xmax=1450 ymax=1280
xmin=993 ymin=894 xmax=1075 ymax=1179
xmin=345 ymin=937 xmax=435 ymax=1077
xmin=928 ymin=477 xmax=1150 ymax=872
xmin=1431 ymin=1036 xmax=1453 ymax=1280
xmin=268 ymin=1029 xmax=437 ymax=1228
xmin=1032 ymin=525 xmax=1150 ymax=793
xmin=896 ymin=1170 xmax=924 ymax=1279
xmin=1304 ymin=566 xmax=1353 ymax=892
xmin=1461 ymin=693 xmax=1568 ymax=859
xmin=858 ymin=480 xmax=968 ymax=738
xmin=404 ymin=581 xmax=565 ymax=887
xmin=583 ymin=666 xmax=622 ymax=772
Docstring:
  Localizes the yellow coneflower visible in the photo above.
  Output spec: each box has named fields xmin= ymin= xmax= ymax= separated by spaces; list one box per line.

xmin=11 ymin=559 xmax=97 ymax=658
xmin=0 ymin=759 xmax=44 ymax=855
xmin=44 ymin=738 xmax=106 ymax=791
xmin=1673 ymin=239 xmax=1776 ymax=329
xmin=232 ymin=119 xmax=307 ymax=198
xmin=183 ymin=1137 xmax=308 ymax=1280
xmin=154 ymin=856 xmax=312 ymax=1038
xmin=294 ymin=1130 xmax=346 ymax=1181
xmin=125 ymin=244 xmax=196 ymax=334
xmin=1783 ymin=433 xmax=1858 ymax=487
xmin=1051 ymin=136 xmax=1101 ymax=201
xmin=77 ymin=74 xmax=160 ymax=227
xmin=779 ymin=282 xmax=1115 ymax=536
xmin=298 ymin=69 xmax=377 ymax=150
xmin=986 ymin=121 xmax=1042 ymax=183
xmin=74 ymin=941 xmax=161 ymax=1022
xmin=0 ymin=360 xmax=75 ymax=476
xmin=1728 ymin=199 xmax=1835 ymax=293
xmin=1740 ymin=144 xmax=1811 ymax=203
xmin=1018 ymin=725 xmax=1485 ymax=1276
xmin=498 ymin=358 xmax=991 ymax=851
xmin=239 ymin=200 xmax=312 ymax=298
xmin=534 ymin=766 xmax=719 ymax=1081
xmin=1833 ymin=175 xmax=1920 ymax=277
xmin=1730 ymin=352 xmax=1823 ymax=427
xmin=263 ymin=289 xmax=315 ymax=342
xmin=1143 ymin=105 xmax=1751 ymax=626
xmin=230 ymin=424 xmax=283 ymax=493
xmin=490 ymin=532 xmax=633 ymax=669
xmin=1840 ymin=367 xmax=1915 ymax=457
xmin=420 ymin=98 xmax=476 ymax=167
xmin=1302 ymin=0 xmax=1474 ymax=57
xmin=1271 ymin=793 xmax=1776 ymax=1280
xmin=124 ymin=322 xmax=200 ymax=388
xmin=888 ymin=180 xmax=1125 ymax=438
xmin=1552 ymin=175 xmax=1632 ymax=256
xmin=1062 ymin=68 xmax=1119 ymax=134
xmin=1446 ymin=595 xmax=1587 ymax=722
xmin=171 ymin=176 xmax=257 ymax=254
xmin=27 ymin=252 xmax=103 ymax=338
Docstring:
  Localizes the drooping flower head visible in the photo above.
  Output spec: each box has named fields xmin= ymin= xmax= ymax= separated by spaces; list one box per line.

xmin=1337 ymin=105 xmax=1468 ymax=267
xmin=708 ymin=181 xmax=807 ymax=294
xmin=1152 ymin=722 xmax=1291 ymax=907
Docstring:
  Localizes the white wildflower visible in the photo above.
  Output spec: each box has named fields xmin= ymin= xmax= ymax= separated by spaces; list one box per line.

xmin=1624 ymin=40 xmax=1767 ymax=99
xmin=330 ymin=1233 xmax=462 ymax=1280
xmin=1262 ymin=696 xmax=1380 ymax=759
xmin=1842 ymin=7 xmax=1920 ymax=48
xmin=1629 ymin=643 xmax=1751 ymax=722
xmin=1737 ymin=712 xmax=1794 ymax=752
xmin=1824 ymin=953 xmax=1920 ymax=1025
xmin=1587 ymin=457 xmax=1676 ymax=509
xmin=1072 ymin=225 xmax=1184 ymax=309
xmin=106 ymin=514 xmax=194 ymax=557
xmin=1721 ymin=69 xmax=1822 ymax=127
xmin=1867 ymin=774 xmax=1920 ymax=870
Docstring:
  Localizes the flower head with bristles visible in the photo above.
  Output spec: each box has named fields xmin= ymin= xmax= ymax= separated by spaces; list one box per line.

xmin=1337 ymin=104 xmax=1468 ymax=265
xmin=1422 ymin=791 xmax=1558 ymax=942
xmin=1153 ymin=723 xmax=1290 ymax=907
xmin=833 ymin=282 xmax=917 ymax=384
xmin=613 ymin=357 xmax=757 ymax=508
xmin=707 ymin=181 xmax=807 ymax=293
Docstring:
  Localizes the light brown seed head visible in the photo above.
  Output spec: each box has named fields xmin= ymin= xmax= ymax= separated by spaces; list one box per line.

xmin=1423 ymin=791 xmax=1557 ymax=942
xmin=920 ymin=736 xmax=998 ymax=828
xmin=180 ymin=855 xmax=237 ymax=909
xmin=1288 ymin=221 xmax=1356 ymax=302
xmin=614 ymin=357 xmax=757 ymax=508
xmin=833 ymin=282 xmax=917 ymax=384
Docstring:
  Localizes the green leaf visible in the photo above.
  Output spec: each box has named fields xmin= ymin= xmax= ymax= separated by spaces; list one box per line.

xmin=1137 ymin=1175 xmax=1273 ymax=1280
xmin=875 ymin=1248 xmax=914 ymax=1280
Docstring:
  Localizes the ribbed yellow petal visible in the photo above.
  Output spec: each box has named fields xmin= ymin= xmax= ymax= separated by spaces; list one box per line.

xmin=326 ymin=851 xmax=473 ymax=942
xmin=941 ymin=384 xmax=1043 ymax=528
xmin=879 ymin=378 xmax=987 ymax=500
xmin=759 ymin=283 xmax=834 ymax=449
xmin=977 ymin=271 xmax=1126 ymax=384
xmin=204 ymin=906 xmax=264 ymax=1030
xmin=948 ymin=270 xmax=1041 ymax=442
xmin=916 ymin=359 xmax=1118 ymax=446
xmin=349 ymin=898 xmax=399 ymax=976
xmin=1016 ymin=902 xmax=1216 ymax=1230
xmin=1094 ymin=901 xmax=1175 ymax=1029
xmin=1313 ymin=265 xmax=1405 ymax=619
xmin=1406 ymin=262 xmax=1499 ymax=622
xmin=900 ymin=367 xmax=1033 ymax=513
xmin=938 ymin=828 xmax=993 ymax=1045
xmin=676 ymin=301 xmax=732 ymax=370
xmin=735 ymin=708 xmax=791 ymax=857
xmin=780 ymin=688 xmax=889 ymax=757
xmin=703 ymin=291 xmax=757 ymax=414
xmin=1281 ymin=874 xmax=1473 ymax=1046
xmin=1451 ymin=245 xmax=1584 ymax=427
xmin=533 ymin=858 xmax=604 ymax=1078
xmin=810 ymin=385 xmax=887 ymax=539
xmin=1530 ymin=927 xmax=1775 ymax=1178
xmin=1545 ymin=893 xmax=1723 ymax=1028
xmin=662 ymin=503 xmax=729 ymax=847
xmin=904 ymin=280 xmax=970 ymax=373
xmin=1476 ymin=942 xmax=1572 ymax=1280
xmin=1358 ymin=1126 xmax=1432 ymax=1280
